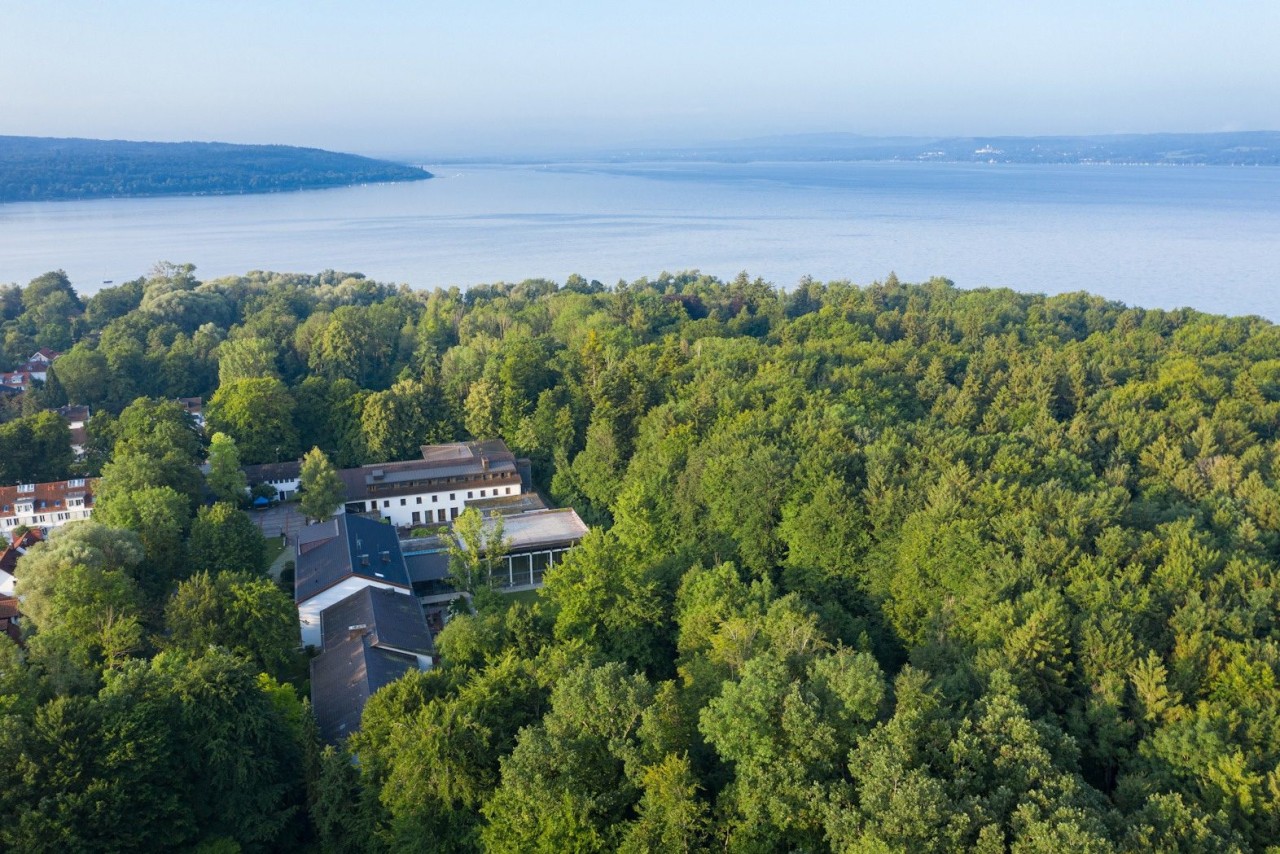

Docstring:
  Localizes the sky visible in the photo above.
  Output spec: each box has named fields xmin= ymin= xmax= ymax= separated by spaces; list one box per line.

xmin=2 ymin=1 xmax=1277 ymax=158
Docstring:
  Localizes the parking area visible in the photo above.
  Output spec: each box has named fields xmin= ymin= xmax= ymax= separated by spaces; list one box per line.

xmin=248 ymin=501 xmax=309 ymax=544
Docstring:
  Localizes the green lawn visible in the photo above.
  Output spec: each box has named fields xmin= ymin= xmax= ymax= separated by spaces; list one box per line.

xmin=263 ymin=534 xmax=288 ymax=567
xmin=505 ymin=588 xmax=542 ymax=606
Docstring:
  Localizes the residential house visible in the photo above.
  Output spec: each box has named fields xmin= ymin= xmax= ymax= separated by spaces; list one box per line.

xmin=1 ymin=349 xmax=60 ymax=392
xmin=0 ymin=528 xmax=42 ymax=598
xmin=57 ymin=404 xmax=91 ymax=459
xmin=0 ymin=595 xmax=20 ymax=645
xmin=0 ymin=478 xmax=95 ymax=534
xmin=177 ymin=397 xmax=205 ymax=430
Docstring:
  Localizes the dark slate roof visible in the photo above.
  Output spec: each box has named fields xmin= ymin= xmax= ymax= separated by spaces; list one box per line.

xmin=310 ymin=634 xmax=418 ymax=743
xmin=294 ymin=514 xmax=410 ymax=604
xmin=243 ymin=459 xmax=302 ymax=484
xmin=320 ymin=586 xmax=434 ymax=656
xmin=404 ymin=551 xmax=451 ymax=584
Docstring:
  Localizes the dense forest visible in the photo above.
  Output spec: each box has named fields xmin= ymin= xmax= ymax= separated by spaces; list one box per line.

xmin=3 ymin=263 xmax=1280 ymax=851
xmin=0 ymin=137 xmax=431 ymax=203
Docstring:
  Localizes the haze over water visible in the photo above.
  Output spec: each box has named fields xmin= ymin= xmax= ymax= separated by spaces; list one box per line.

xmin=1 ymin=160 xmax=1277 ymax=321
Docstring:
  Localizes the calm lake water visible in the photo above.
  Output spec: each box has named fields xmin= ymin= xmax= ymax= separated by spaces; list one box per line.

xmin=1 ymin=161 xmax=1277 ymax=319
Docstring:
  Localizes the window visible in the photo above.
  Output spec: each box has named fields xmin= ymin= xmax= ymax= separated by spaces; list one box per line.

xmin=416 ymin=496 xmax=422 ymax=504
xmin=437 ymin=509 xmax=446 ymax=522
xmin=432 ymin=495 xmax=438 ymax=503
xmin=449 ymin=493 xmax=456 ymax=501
xmin=17 ymin=484 xmax=34 ymax=493
xmin=400 ymin=498 xmax=406 ymax=506
xmin=68 ymin=478 xmax=85 ymax=488
xmin=505 ymin=487 xmax=512 ymax=495
xmin=467 ymin=491 xmax=473 ymax=499
xmin=480 ymin=489 xmax=486 ymax=497
xmin=383 ymin=500 xmax=390 ymax=508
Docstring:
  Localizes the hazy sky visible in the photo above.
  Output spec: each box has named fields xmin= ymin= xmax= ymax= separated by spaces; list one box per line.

xmin=3 ymin=1 xmax=1277 ymax=158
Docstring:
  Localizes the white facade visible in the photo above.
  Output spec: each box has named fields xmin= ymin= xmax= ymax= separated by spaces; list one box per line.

xmin=261 ymin=474 xmax=301 ymax=501
xmin=0 ymin=479 xmax=94 ymax=533
xmin=297 ymin=577 xmax=412 ymax=648
xmin=357 ymin=481 xmax=522 ymax=528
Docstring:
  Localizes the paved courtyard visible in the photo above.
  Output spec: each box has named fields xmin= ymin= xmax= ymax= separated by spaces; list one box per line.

xmin=248 ymin=501 xmax=309 ymax=543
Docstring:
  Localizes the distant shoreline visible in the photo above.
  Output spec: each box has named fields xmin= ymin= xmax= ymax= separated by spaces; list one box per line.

xmin=0 ymin=136 xmax=432 ymax=204
xmin=426 ymin=130 xmax=1280 ymax=169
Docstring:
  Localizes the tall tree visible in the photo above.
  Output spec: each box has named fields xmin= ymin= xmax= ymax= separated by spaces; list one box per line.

xmin=299 ymin=446 xmax=344 ymax=522
xmin=164 ymin=571 xmax=297 ymax=677
xmin=206 ymin=377 xmax=299 ymax=464
xmin=187 ymin=502 xmax=267 ymax=576
xmin=205 ymin=431 xmax=248 ymax=505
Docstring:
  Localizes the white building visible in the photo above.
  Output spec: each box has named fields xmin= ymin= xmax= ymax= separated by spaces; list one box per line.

xmin=247 ymin=439 xmax=526 ymax=527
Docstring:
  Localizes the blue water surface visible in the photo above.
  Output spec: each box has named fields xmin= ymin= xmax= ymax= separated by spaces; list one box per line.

xmin=0 ymin=160 xmax=1276 ymax=319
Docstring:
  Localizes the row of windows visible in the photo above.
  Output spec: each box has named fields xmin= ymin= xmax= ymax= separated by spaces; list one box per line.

xmin=1 ymin=498 xmax=80 ymax=512
xmin=2 ymin=508 xmax=89 ymax=525
xmin=380 ymin=486 xmax=513 ymax=510
xmin=367 ymin=471 xmax=511 ymax=494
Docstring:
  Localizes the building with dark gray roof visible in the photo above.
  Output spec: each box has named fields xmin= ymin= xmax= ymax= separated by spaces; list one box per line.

xmin=294 ymin=513 xmax=412 ymax=648
xmin=310 ymin=585 xmax=436 ymax=743
xmin=244 ymin=439 xmax=529 ymax=528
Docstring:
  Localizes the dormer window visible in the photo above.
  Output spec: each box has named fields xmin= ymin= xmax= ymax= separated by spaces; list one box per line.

xmin=68 ymin=478 xmax=85 ymax=488
xmin=17 ymin=484 xmax=34 ymax=493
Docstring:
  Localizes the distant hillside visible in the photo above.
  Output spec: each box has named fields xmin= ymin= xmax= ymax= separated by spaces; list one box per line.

xmin=586 ymin=131 xmax=1280 ymax=167
xmin=0 ymin=136 xmax=432 ymax=202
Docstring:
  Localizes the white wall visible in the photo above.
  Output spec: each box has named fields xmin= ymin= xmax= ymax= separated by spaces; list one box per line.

xmin=354 ymin=482 xmax=521 ymax=528
xmin=1 ymin=504 xmax=92 ymax=532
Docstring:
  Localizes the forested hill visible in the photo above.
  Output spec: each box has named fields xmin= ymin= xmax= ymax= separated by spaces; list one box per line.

xmin=0 ymin=136 xmax=432 ymax=202
xmin=6 ymin=267 xmax=1280 ymax=849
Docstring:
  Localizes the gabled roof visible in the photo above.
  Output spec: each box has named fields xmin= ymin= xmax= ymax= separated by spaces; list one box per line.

xmin=57 ymin=404 xmax=90 ymax=422
xmin=243 ymin=459 xmax=302 ymax=484
xmin=294 ymin=514 xmax=410 ymax=604
xmin=310 ymin=633 xmax=419 ymax=743
xmin=321 ymin=586 xmax=434 ymax=656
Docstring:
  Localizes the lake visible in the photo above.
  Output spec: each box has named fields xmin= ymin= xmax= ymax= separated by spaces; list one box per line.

xmin=1 ymin=160 xmax=1277 ymax=320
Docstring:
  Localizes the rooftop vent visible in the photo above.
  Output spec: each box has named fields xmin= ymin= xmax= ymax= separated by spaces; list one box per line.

xmin=358 ymin=554 xmax=370 ymax=567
